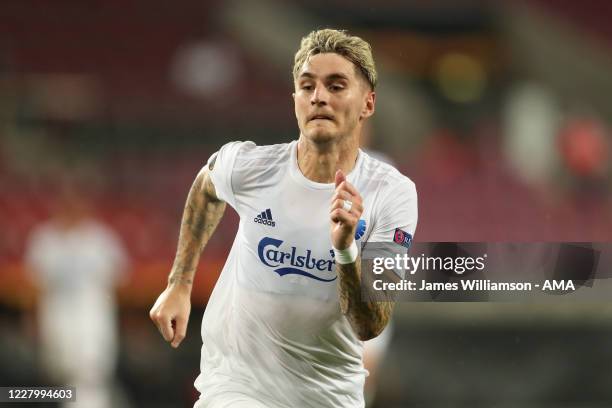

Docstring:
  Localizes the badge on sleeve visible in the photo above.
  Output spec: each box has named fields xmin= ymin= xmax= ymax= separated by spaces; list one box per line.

xmin=354 ymin=219 xmax=367 ymax=240
xmin=393 ymin=228 xmax=413 ymax=249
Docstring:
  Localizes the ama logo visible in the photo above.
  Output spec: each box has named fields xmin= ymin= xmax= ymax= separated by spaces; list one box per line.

xmin=258 ymin=237 xmax=336 ymax=282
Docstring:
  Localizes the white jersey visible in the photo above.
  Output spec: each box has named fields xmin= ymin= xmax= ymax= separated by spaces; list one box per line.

xmin=194 ymin=140 xmax=417 ymax=408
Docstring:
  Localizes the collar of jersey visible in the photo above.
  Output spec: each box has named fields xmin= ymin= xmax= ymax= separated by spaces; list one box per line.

xmin=289 ymin=140 xmax=363 ymax=190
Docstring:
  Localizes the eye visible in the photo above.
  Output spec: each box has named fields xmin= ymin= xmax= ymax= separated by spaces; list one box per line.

xmin=301 ymin=84 xmax=313 ymax=91
xmin=329 ymin=84 xmax=344 ymax=91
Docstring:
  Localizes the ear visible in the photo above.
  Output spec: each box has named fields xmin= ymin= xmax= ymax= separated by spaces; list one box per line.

xmin=292 ymin=92 xmax=296 ymax=100
xmin=360 ymin=91 xmax=376 ymax=120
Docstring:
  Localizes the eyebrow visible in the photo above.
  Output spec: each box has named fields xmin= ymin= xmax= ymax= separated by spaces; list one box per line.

xmin=298 ymin=72 xmax=350 ymax=82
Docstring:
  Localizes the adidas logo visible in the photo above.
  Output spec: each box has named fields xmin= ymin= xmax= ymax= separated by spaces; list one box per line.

xmin=254 ymin=209 xmax=276 ymax=227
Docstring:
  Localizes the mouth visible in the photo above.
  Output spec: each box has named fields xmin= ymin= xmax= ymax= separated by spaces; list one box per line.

xmin=309 ymin=114 xmax=334 ymax=122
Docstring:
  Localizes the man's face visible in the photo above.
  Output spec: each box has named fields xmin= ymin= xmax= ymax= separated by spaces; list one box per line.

xmin=294 ymin=53 xmax=375 ymax=144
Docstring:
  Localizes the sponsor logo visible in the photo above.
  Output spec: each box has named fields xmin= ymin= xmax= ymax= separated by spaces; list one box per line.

xmin=393 ymin=228 xmax=413 ymax=249
xmin=257 ymin=237 xmax=336 ymax=282
xmin=254 ymin=209 xmax=276 ymax=227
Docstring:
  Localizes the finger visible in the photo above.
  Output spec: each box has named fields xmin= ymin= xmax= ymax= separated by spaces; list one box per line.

xmin=171 ymin=316 xmax=188 ymax=348
xmin=158 ymin=315 xmax=175 ymax=342
xmin=330 ymin=199 xmax=363 ymax=215
xmin=331 ymin=190 xmax=352 ymax=203
xmin=336 ymin=180 xmax=361 ymax=199
xmin=330 ymin=197 xmax=363 ymax=214
xmin=149 ymin=309 xmax=164 ymax=335
xmin=331 ymin=208 xmax=358 ymax=225
xmin=335 ymin=169 xmax=345 ymax=188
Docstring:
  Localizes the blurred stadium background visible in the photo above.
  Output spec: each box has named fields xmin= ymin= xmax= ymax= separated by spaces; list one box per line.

xmin=1 ymin=0 xmax=612 ymax=407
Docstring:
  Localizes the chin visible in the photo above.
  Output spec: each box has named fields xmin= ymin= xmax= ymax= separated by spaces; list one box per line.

xmin=302 ymin=123 xmax=339 ymax=144
xmin=304 ymin=130 xmax=337 ymax=144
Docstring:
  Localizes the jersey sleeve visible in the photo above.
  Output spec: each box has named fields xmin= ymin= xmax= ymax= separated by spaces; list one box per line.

xmin=365 ymin=178 xmax=418 ymax=279
xmin=205 ymin=141 xmax=252 ymax=210
xmin=368 ymin=178 xmax=418 ymax=244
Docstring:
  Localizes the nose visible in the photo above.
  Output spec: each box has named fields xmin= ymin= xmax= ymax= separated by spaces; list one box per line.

xmin=310 ymin=84 xmax=329 ymax=106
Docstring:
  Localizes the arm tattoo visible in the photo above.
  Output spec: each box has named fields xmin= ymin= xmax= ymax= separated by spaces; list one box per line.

xmin=336 ymin=257 xmax=394 ymax=341
xmin=169 ymin=169 xmax=226 ymax=287
xmin=168 ymin=276 xmax=193 ymax=285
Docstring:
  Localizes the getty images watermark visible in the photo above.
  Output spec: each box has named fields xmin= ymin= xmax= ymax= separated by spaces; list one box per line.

xmin=360 ymin=243 xmax=607 ymax=302
xmin=373 ymin=252 xmax=487 ymax=275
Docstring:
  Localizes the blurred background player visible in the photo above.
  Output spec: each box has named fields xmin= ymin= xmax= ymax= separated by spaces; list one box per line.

xmin=25 ymin=183 xmax=129 ymax=408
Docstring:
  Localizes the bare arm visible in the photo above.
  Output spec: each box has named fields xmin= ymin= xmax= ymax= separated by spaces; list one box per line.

xmin=337 ymin=258 xmax=394 ymax=341
xmin=331 ymin=170 xmax=394 ymax=341
xmin=168 ymin=167 xmax=226 ymax=287
xmin=149 ymin=165 xmax=226 ymax=348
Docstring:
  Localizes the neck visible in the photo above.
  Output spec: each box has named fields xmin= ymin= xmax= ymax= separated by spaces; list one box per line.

xmin=297 ymin=134 xmax=360 ymax=183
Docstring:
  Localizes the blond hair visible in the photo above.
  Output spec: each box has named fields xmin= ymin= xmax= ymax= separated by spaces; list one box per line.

xmin=293 ymin=29 xmax=377 ymax=90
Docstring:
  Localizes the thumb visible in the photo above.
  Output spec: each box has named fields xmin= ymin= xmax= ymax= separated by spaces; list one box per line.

xmin=335 ymin=169 xmax=345 ymax=188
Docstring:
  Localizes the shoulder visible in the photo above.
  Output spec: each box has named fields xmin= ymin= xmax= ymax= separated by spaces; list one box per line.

xmin=210 ymin=141 xmax=293 ymax=197
xmin=359 ymin=150 xmax=417 ymax=200
xmin=27 ymin=221 xmax=58 ymax=245
xmin=211 ymin=141 xmax=292 ymax=169
xmin=24 ymin=221 xmax=61 ymax=265
xmin=230 ymin=141 xmax=292 ymax=169
xmin=360 ymin=153 xmax=419 ymax=240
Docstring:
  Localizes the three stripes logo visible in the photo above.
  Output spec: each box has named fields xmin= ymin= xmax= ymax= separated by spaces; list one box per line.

xmin=254 ymin=209 xmax=276 ymax=227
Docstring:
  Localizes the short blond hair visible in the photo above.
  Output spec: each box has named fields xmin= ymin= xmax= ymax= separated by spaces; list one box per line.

xmin=293 ymin=29 xmax=377 ymax=90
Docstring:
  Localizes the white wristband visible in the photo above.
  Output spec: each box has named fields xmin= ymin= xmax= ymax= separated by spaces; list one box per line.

xmin=333 ymin=240 xmax=359 ymax=264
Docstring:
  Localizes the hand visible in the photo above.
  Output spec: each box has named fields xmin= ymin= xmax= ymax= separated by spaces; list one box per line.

xmin=330 ymin=169 xmax=364 ymax=250
xmin=149 ymin=284 xmax=191 ymax=348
